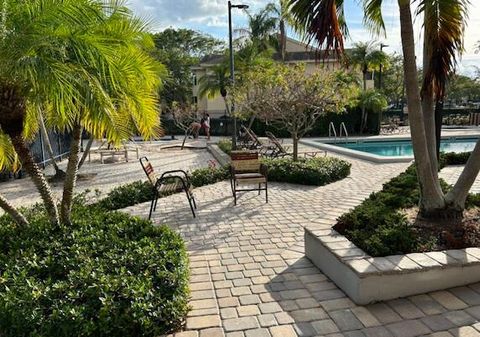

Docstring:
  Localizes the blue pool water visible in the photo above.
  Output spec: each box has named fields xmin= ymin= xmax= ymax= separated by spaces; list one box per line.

xmin=332 ymin=138 xmax=478 ymax=157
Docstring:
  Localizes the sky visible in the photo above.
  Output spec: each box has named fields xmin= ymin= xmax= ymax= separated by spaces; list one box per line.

xmin=128 ymin=0 xmax=479 ymax=76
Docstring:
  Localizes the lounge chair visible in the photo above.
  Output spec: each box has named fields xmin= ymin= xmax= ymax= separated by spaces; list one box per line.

xmin=239 ymin=126 xmax=276 ymax=156
xmin=140 ymin=157 xmax=196 ymax=219
xmin=265 ymin=131 xmax=326 ymax=158
xmin=230 ymin=151 xmax=268 ymax=205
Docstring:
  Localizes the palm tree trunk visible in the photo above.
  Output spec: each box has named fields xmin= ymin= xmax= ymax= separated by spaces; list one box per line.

xmin=78 ymin=136 xmax=93 ymax=170
xmin=435 ymin=100 xmax=443 ymax=160
xmin=280 ymin=19 xmax=287 ymax=62
xmin=0 ymin=193 xmax=28 ymax=226
xmin=398 ymin=0 xmax=445 ymax=216
xmin=60 ymin=123 xmax=82 ymax=225
xmin=361 ymin=71 xmax=367 ymax=133
xmin=10 ymin=133 xmax=59 ymax=225
xmin=445 ymin=139 xmax=480 ymax=210
xmin=421 ymin=17 xmax=439 ymax=175
xmin=39 ymin=114 xmax=66 ymax=179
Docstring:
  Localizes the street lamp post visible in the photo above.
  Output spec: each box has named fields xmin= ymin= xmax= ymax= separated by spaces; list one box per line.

xmin=228 ymin=1 xmax=248 ymax=150
xmin=378 ymin=43 xmax=389 ymax=90
xmin=378 ymin=43 xmax=388 ymax=133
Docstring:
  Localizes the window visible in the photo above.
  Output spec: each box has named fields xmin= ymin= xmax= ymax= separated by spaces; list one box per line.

xmin=193 ymin=96 xmax=198 ymax=104
xmin=192 ymin=74 xmax=197 ymax=86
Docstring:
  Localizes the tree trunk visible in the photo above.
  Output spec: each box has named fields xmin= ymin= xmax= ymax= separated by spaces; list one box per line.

xmin=397 ymin=0 xmax=446 ymax=215
xmin=361 ymin=71 xmax=367 ymax=133
xmin=435 ymin=100 xmax=443 ymax=160
xmin=39 ymin=114 xmax=66 ymax=180
xmin=292 ymin=133 xmax=298 ymax=161
xmin=0 ymin=193 xmax=28 ymax=226
xmin=445 ymin=139 xmax=480 ymax=210
xmin=10 ymin=133 xmax=60 ymax=226
xmin=280 ymin=20 xmax=287 ymax=62
xmin=60 ymin=123 xmax=82 ymax=225
xmin=78 ymin=136 xmax=94 ymax=170
xmin=421 ymin=16 xmax=439 ymax=175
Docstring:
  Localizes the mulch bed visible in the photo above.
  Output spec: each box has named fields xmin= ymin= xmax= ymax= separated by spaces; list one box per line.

xmin=404 ymin=207 xmax=480 ymax=251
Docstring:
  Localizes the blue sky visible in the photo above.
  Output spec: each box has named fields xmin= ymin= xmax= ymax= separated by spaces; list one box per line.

xmin=129 ymin=0 xmax=479 ymax=75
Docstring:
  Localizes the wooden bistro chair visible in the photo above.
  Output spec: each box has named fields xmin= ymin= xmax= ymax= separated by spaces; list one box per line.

xmin=140 ymin=157 xmax=196 ymax=219
xmin=230 ymin=151 xmax=268 ymax=205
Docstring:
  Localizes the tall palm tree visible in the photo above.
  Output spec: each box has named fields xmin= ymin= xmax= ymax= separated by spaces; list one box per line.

xmin=235 ymin=4 xmax=278 ymax=52
xmin=0 ymin=0 xmax=163 ymax=225
xmin=198 ymin=62 xmax=231 ymax=114
xmin=348 ymin=41 xmax=389 ymax=132
xmin=287 ymin=0 xmax=474 ymax=220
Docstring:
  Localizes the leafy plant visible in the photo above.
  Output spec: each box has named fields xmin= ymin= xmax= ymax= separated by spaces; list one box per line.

xmin=189 ymin=166 xmax=229 ymax=187
xmin=0 ymin=201 xmax=189 ymax=337
xmin=218 ymin=139 xmax=232 ymax=155
xmin=262 ymin=157 xmax=351 ymax=185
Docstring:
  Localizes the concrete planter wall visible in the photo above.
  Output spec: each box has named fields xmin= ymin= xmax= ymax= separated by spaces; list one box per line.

xmin=305 ymin=226 xmax=480 ymax=305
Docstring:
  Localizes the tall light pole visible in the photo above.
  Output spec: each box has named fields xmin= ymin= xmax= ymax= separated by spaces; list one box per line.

xmin=228 ymin=1 xmax=248 ymax=150
xmin=378 ymin=43 xmax=389 ymax=90
xmin=378 ymin=43 xmax=388 ymax=133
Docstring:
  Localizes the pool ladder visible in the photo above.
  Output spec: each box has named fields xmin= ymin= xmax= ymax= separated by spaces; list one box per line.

xmin=329 ymin=122 xmax=349 ymax=143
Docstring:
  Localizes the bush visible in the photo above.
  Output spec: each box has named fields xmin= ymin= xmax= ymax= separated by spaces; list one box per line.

xmin=218 ymin=139 xmax=232 ymax=155
xmin=440 ymin=151 xmax=471 ymax=166
xmin=262 ymin=157 xmax=351 ymax=186
xmin=0 ymin=202 xmax=189 ymax=337
xmin=189 ymin=166 xmax=229 ymax=187
xmin=96 ymin=180 xmax=154 ymax=210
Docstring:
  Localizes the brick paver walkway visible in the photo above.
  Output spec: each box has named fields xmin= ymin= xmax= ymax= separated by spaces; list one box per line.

xmin=124 ymin=151 xmax=480 ymax=337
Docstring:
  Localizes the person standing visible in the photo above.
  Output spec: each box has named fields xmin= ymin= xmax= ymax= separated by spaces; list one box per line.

xmin=201 ymin=113 xmax=211 ymax=140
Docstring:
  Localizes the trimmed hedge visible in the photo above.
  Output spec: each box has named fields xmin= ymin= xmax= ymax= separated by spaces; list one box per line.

xmin=0 ymin=201 xmax=189 ymax=337
xmin=263 ymin=157 xmax=351 ymax=186
xmin=440 ymin=151 xmax=471 ymax=166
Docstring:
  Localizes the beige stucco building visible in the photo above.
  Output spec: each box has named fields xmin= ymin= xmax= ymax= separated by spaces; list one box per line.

xmin=192 ymin=38 xmax=374 ymax=118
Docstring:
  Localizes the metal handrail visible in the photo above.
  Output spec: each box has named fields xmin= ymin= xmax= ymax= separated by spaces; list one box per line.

xmin=328 ymin=122 xmax=337 ymax=143
xmin=339 ymin=122 xmax=349 ymax=143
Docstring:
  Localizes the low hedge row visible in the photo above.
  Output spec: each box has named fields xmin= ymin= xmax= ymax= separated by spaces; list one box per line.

xmin=0 ymin=200 xmax=189 ymax=337
xmin=263 ymin=157 xmax=351 ymax=186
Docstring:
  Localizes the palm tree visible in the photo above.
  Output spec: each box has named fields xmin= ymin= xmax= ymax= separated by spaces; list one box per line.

xmin=235 ymin=4 xmax=278 ymax=52
xmin=198 ymin=62 xmax=231 ymax=114
xmin=0 ymin=0 xmax=163 ymax=225
xmin=287 ymin=0 xmax=474 ymax=220
xmin=348 ymin=41 xmax=389 ymax=132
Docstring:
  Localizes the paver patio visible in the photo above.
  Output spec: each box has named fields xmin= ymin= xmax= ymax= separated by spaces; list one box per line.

xmin=123 ymin=148 xmax=480 ymax=337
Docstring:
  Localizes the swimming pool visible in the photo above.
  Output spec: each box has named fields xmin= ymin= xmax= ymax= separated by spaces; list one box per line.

xmin=333 ymin=137 xmax=478 ymax=157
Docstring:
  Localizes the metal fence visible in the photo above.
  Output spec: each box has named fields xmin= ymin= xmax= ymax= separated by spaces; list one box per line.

xmin=0 ymin=131 xmax=71 ymax=182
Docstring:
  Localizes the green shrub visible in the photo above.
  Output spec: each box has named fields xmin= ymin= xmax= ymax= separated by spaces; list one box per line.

xmin=96 ymin=180 xmax=154 ymax=210
xmin=0 ymin=202 xmax=189 ymax=337
xmin=218 ymin=139 xmax=232 ymax=155
xmin=262 ymin=157 xmax=351 ymax=186
xmin=189 ymin=166 xmax=229 ymax=187
xmin=440 ymin=151 xmax=471 ymax=166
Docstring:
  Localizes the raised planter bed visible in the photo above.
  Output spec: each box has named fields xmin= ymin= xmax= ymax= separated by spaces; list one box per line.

xmin=305 ymin=225 xmax=480 ymax=305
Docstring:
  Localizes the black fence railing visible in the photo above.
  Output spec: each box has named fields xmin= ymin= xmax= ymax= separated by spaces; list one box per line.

xmin=0 ymin=131 xmax=71 ymax=182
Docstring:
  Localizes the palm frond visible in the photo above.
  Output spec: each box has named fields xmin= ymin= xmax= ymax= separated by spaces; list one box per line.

xmin=417 ymin=0 xmax=469 ymax=99
xmin=287 ymin=0 xmax=346 ymax=56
